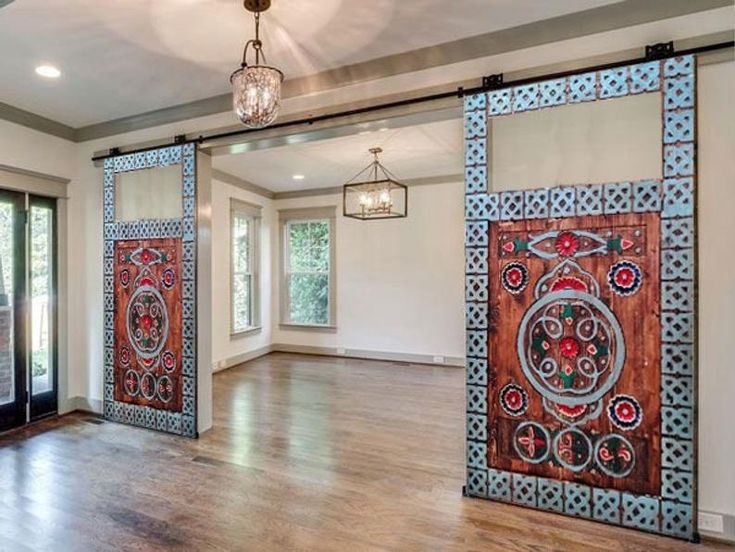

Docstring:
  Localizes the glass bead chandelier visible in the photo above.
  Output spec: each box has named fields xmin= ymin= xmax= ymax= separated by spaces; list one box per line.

xmin=230 ymin=0 xmax=284 ymax=129
xmin=343 ymin=148 xmax=408 ymax=220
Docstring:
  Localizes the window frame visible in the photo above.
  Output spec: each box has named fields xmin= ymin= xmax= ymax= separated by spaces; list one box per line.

xmin=279 ymin=206 xmax=337 ymax=330
xmin=230 ymin=199 xmax=262 ymax=336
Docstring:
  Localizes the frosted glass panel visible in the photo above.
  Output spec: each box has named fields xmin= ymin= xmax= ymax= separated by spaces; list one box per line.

xmin=115 ymin=165 xmax=182 ymax=221
xmin=491 ymin=93 xmax=662 ymax=191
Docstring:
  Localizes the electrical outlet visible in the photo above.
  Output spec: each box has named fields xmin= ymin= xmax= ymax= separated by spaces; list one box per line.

xmin=337 ymin=348 xmax=346 ymax=355
xmin=698 ymin=512 xmax=724 ymax=533
xmin=433 ymin=355 xmax=445 ymax=364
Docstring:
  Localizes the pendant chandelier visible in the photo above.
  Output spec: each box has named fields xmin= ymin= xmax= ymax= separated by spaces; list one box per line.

xmin=230 ymin=0 xmax=284 ymax=129
xmin=343 ymin=148 xmax=408 ymax=220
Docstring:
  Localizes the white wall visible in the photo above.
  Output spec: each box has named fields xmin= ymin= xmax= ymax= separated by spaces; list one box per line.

xmin=271 ymin=181 xmax=466 ymax=362
xmin=211 ymin=179 xmax=274 ymax=367
xmin=697 ymin=60 xmax=735 ymax=519
xmin=0 ymin=9 xmax=732 ymax=533
xmin=0 ymin=120 xmax=78 ymax=412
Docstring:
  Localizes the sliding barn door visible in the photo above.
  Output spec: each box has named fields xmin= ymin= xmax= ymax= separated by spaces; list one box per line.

xmin=103 ymin=145 xmax=198 ymax=437
xmin=464 ymin=56 xmax=697 ymax=539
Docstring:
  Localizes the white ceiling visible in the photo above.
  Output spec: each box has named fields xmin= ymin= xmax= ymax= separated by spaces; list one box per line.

xmin=213 ymin=118 xmax=464 ymax=193
xmin=0 ymin=0 xmax=620 ymax=127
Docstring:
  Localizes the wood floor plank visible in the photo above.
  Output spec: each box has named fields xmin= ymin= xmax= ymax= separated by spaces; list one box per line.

xmin=0 ymin=352 xmax=728 ymax=551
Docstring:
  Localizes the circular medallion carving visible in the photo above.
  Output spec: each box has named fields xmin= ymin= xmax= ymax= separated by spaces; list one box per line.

xmin=124 ymin=369 xmax=140 ymax=396
xmin=499 ymin=383 xmax=528 ymax=417
xmin=553 ymin=428 xmax=592 ymax=472
xmin=157 ymin=375 xmax=174 ymax=403
xmin=594 ymin=433 xmax=635 ymax=477
xmin=140 ymin=372 xmax=156 ymax=400
xmin=517 ymin=289 xmax=625 ymax=408
xmin=501 ymin=262 xmax=529 ymax=295
xmin=607 ymin=394 xmax=642 ymax=431
xmin=126 ymin=284 xmax=169 ymax=360
xmin=162 ymin=268 xmax=176 ymax=290
xmin=513 ymin=422 xmax=551 ymax=464
xmin=607 ymin=261 xmax=642 ymax=296
xmin=162 ymin=351 xmax=176 ymax=373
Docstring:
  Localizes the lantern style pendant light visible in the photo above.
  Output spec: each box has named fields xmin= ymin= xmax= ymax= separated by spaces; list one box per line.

xmin=343 ymin=148 xmax=408 ymax=220
xmin=230 ymin=0 xmax=284 ymax=129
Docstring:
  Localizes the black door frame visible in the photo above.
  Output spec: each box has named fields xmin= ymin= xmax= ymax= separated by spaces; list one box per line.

xmin=29 ymin=194 xmax=58 ymax=421
xmin=0 ymin=188 xmax=27 ymax=432
xmin=0 ymin=190 xmax=59 ymax=431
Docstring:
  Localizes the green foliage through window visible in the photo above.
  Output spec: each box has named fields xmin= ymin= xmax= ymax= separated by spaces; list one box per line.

xmin=286 ymin=220 xmax=330 ymax=325
xmin=232 ymin=212 xmax=253 ymax=332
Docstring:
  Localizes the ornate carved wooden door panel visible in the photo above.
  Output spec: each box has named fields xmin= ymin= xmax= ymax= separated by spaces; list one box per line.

xmin=464 ymin=56 xmax=697 ymax=539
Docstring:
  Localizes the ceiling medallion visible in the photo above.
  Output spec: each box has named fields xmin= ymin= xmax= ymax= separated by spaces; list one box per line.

xmin=230 ymin=0 xmax=284 ymax=129
xmin=343 ymin=148 xmax=408 ymax=220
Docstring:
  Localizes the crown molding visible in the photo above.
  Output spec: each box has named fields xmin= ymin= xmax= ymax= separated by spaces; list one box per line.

xmin=0 ymin=0 xmax=730 ymax=143
xmin=271 ymin=173 xmax=463 ymax=201
xmin=211 ymin=169 xmax=275 ymax=199
xmin=0 ymin=101 xmax=75 ymax=141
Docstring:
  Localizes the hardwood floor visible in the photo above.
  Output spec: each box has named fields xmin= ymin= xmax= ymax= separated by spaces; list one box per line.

xmin=0 ymin=353 xmax=728 ymax=551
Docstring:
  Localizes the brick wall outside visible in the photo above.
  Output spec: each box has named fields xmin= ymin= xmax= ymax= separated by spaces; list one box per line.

xmin=0 ymin=308 xmax=13 ymax=404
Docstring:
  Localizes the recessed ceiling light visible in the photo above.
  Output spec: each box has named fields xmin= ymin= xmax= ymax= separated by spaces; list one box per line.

xmin=292 ymin=174 xmax=305 ymax=180
xmin=378 ymin=127 xmax=389 ymax=132
xmin=35 ymin=65 xmax=61 ymax=79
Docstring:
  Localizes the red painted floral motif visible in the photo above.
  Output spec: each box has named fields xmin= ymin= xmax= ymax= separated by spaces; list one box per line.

xmin=555 ymin=232 xmax=579 ymax=257
xmin=614 ymin=267 xmax=635 ymax=287
xmin=607 ymin=261 xmax=642 ymax=296
xmin=124 ymin=370 xmax=139 ymax=395
xmin=555 ymin=403 xmax=587 ymax=419
xmin=607 ymin=394 xmax=642 ymax=430
xmin=515 ymin=424 xmax=549 ymax=462
xmin=506 ymin=268 xmax=523 ymax=287
xmin=162 ymin=351 xmax=176 ymax=371
xmin=162 ymin=268 xmax=176 ymax=289
xmin=550 ymin=276 xmax=588 ymax=292
xmin=559 ymin=337 xmax=580 ymax=359
xmin=500 ymin=383 xmax=528 ymax=416
xmin=501 ymin=262 xmax=529 ymax=295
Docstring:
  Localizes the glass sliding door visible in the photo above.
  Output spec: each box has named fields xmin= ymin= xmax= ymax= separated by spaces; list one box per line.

xmin=0 ymin=190 xmax=57 ymax=431
xmin=0 ymin=189 xmax=27 ymax=432
xmin=29 ymin=196 xmax=57 ymax=419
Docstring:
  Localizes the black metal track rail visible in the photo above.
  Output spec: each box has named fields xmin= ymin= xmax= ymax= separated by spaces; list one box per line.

xmin=91 ymin=40 xmax=734 ymax=162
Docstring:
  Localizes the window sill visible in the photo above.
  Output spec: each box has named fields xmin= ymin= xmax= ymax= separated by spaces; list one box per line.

xmin=279 ymin=323 xmax=337 ymax=333
xmin=230 ymin=326 xmax=262 ymax=338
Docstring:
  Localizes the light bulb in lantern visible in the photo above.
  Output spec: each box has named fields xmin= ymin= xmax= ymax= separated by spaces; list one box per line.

xmin=379 ymin=189 xmax=392 ymax=206
xmin=231 ymin=65 xmax=284 ymax=129
xmin=231 ymin=2 xmax=284 ymax=129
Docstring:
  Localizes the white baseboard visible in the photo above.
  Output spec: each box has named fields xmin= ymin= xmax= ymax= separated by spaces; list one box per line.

xmin=212 ymin=344 xmax=273 ymax=373
xmin=212 ymin=343 xmax=464 ymax=372
xmin=270 ymin=343 xmax=465 ymax=367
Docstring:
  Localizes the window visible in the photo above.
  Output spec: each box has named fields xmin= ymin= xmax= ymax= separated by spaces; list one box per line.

xmin=230 ymin=200 xmax=261 ymax=334
xmin=280 ymin=207 xmax=336 ymax=327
